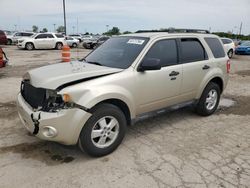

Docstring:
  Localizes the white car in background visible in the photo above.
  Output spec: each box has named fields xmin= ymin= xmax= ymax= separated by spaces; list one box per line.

xmin=221 ymin=38 xmax=235 ymax=58
xmin=17 ymin=33 xmax=66 ymax=50
xmin=7 ymin=31 xmax=34 ymax=45
xmin=68 ymin=34 xmax=83 ymax=42
xmin=65 ymin=36 xmax=79 ymax=48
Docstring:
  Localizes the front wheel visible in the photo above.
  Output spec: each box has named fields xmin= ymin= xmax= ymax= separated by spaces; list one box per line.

xmin=79 ymin=103 xmax=127 ymax=157
xmin=55 ymin=42 xmax=63 ymax=50
xmin=25 ymin=43 xmax=34 ymax=50
xmin=196 ymin=82 xmax=221 ymax=116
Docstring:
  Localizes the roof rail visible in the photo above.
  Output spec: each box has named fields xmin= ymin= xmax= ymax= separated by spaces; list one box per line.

xmin=135 ymin=29 xmax=210 ymax=34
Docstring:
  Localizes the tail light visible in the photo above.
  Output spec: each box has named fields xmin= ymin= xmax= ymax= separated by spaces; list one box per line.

xmin=226 ymin=60 xmax=231 ymax=74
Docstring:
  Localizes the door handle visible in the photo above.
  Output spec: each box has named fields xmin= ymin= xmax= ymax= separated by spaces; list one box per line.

xmin=202 ymin=65 xmax=210 ymax=70
xmin=169 ymin=71 xmax=180 ymax=77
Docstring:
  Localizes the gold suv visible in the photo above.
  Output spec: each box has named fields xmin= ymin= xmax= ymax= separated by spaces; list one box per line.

xmin=17 ymin=30 xmax=230 ymax=156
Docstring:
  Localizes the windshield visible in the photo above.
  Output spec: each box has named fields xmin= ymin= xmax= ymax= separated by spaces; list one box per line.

xmin=240 ymin=41 xmax=250 ymax=46
xmin=85 ymin=36 xmax=149 ymax=69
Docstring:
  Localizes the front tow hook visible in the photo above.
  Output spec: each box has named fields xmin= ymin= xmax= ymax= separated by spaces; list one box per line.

xmin=31 ymin=112 xmax=41 ymax=135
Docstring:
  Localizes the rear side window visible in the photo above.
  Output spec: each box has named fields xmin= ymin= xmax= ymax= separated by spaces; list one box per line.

xmin=46 ymin=34 xmax=54 ymax=38
xmin=144 ymin=39 xmax=178 ymax=67
xmin=221 ymin=38 xmax=232 ymax=44
xmin=180 ymin=38 xmax=207 ymax=63
xmin=205 ymin=37 xmax=225 ymax=58
xmin=22 ymin=33 xmax=33 ymax=37
xmin=55 ymin=34 xmax=64 ymax=38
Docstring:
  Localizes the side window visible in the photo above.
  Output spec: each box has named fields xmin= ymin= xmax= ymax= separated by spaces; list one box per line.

xmin=15 ymin=33 xmax=21 ymax=37
xmin=205 ymin=37 xmax=225 ymax=58
xmin=46 ymin=34 xmax=54 ymax=38
xmin=180 ymin=38 xmax=208 ymax=63
xmin=144 ymin=39 xmax=178 ymax=67
xmin=35 ymin=34 xmax=47 ymax=39
xmin=23 ymin=33 xmax=33 ymax=37
xmin=55 ymin=34 xmax=64 ymax=38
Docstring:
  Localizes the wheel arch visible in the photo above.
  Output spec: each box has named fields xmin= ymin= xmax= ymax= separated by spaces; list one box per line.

xmin=90 ymin=98 xmax=132 ymax=126
xmin=196 ymin=75 xmax=224 ymax=99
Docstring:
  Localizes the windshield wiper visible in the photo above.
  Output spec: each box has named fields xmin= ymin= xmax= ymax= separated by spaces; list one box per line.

xmin=86 ymin=61 xmax=103 ymax=66
xmin=79 ymin=58 xmax=103 ymax=66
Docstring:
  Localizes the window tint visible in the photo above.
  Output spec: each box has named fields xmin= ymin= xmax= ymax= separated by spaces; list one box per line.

xmin=180 ymin=38 xmax=207 ymax=63
xmin=22 ymin=33 xmax=33 ymax=37
xmin=15 ymin=33 xmax=22 ymax=36
xmin=46 ymin=34 xmax=54 ymax=38
xmin=221 ymin=39 xmax=232 ymax=44
xmin=205 ymin=37 xmax=225 ymax=58
xmin=35 ymin=34 xmax=47 ymax=39
xmin=144 ymin=39 xmax=178 ymax=67
xmin=55 ymin=34 xmax=64 ymax=38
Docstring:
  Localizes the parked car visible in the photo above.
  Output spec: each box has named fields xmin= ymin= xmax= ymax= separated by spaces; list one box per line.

xmin=7 ymin=31 xmax=34 ymax=45
xmin=221 ymin=38 xmax=235 ymax=58
xmin=0 ymin=30 xmax=7 ymax=45
xmin=69 ymin=34 xmax=83 ymax=42
xmin=65 ymin=36 xmax=79 ymax=48
xmin=17 ymin=33 xmax=66 ymax=50
xmin=235 ymin=41 xmax=250 ymax=55
xmin=83 ymin=36 xmax=110 ymax=49
xmin=17 ymin=30 xmax=229 ymax=157
xmin=82 ymin=35 xmax=93 ymax=42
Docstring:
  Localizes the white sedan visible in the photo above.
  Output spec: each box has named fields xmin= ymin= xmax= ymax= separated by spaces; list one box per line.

xmin=17 ymin=33 xmax=66 ymax=50
xmin=221 ymin=37 xmax=235 ymax=58
xmin=65 ymin=36 xmax=79 ymax=48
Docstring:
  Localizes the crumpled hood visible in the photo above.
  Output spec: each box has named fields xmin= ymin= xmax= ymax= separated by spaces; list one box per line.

xmin=27 ymin=61 xmax=122 ymax=90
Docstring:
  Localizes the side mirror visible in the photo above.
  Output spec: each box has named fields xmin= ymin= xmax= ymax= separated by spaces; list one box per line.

xmin=138 ymin=58 xmax=161 ymax=72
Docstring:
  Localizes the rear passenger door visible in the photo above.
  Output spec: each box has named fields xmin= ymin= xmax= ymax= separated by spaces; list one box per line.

xmin=179 ymin=38 xmax=210 ymax=100
xmin=44 ymin=34 xmax=56 ymax=48
xmin=136 ymin=39 xmax=183 ymax=114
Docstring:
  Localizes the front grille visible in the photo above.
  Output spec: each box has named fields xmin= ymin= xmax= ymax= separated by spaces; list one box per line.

xmin=21 ymin=81 xmax=46 ymax=109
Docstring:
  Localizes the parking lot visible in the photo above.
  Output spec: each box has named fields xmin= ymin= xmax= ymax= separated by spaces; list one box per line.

xmin=0 ymin=46 xmax=250 ymax=188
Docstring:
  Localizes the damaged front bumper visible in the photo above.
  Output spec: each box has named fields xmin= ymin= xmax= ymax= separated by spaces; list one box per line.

xmin=16 ymin=93 xmax=91 ymax=145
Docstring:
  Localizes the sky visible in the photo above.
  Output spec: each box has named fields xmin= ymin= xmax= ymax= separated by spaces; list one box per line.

xmin=0 ymin=0 xmax=250 ymax=35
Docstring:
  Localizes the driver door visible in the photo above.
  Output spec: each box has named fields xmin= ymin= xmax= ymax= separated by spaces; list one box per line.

xmin=135 ymin=39 xmax=183 ymax=114
xmin=34 ymin=34 xmax=47 ymax=49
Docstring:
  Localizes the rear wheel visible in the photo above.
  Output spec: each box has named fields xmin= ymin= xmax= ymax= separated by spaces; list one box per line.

xmin=79 ymin=103 xmax=127 ymax=157
xmin=25 ymin=43 xmax=34 ymax=50
xmin=228 ymin=49 xmax=233 ymax=58
xmin=72 ymin=43 xmax=77 ymax=48
xmin=55 ymin=42 xmax=63 ymax=50
xmin=196 ymin=82 xmax=221 ymax=116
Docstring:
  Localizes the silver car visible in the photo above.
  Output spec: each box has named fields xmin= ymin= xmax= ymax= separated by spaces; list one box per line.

xmin=17 ymin=31 xmax=229 ymax=157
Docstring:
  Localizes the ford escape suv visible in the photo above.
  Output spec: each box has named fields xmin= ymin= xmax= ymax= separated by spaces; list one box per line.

xmin=17 ymin=29 xmax=230 ymax=157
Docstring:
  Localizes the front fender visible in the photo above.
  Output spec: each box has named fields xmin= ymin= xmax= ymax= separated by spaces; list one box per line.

xmin=68 ymin=85 xmax=136 ymax=119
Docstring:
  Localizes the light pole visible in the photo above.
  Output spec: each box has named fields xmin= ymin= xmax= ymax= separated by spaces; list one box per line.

xmin=63 ymin=0 xmax=67 ymax=35
xmin=106 ymin=25 xmax=109 ymax=32
xmin=14 ymin=24 xmax=17 ymax=31
xmin=72 ymin=26 xmax=75 ymax=34
xmin=53 ymin=24 xmax=56 ymax=32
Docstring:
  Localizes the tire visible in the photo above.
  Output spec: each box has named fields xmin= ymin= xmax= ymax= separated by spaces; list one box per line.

xmin=7 ymin=39 xmax=12 ymax=45
xmin=228 ymin=49 xmax=233 ymax=59
xmin=25 ymin=43 xmax=34 ymax=50
xmin=72 ymin=43 xmax=77 ymax=48
xmin=196 ymin=82 xmax=221 ymax=116
xmin=79 ymin=103 xmax=127 ymax=157
xmin=55 ymin=42 xmax=63 ymax=50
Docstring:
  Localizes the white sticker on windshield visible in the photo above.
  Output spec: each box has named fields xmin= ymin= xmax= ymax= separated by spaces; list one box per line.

xmin=127 ymin=39 xmax=145 ymax=45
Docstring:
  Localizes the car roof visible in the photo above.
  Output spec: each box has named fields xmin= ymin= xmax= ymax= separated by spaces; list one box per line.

xmin=121 ymin=32 xmax=219 ymax=39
